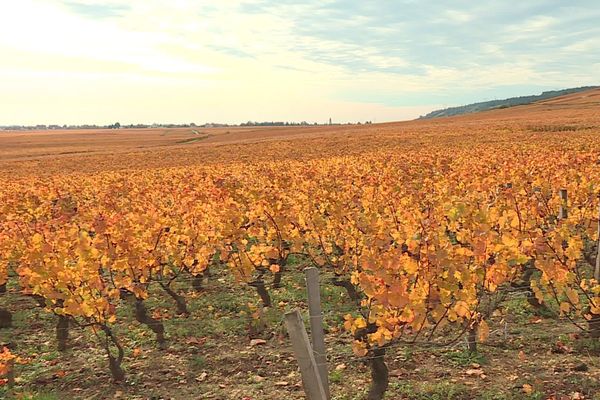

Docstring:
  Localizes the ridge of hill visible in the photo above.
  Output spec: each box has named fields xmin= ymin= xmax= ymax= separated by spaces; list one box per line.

xmin=420 ymin=85 xmax=599 ymax=119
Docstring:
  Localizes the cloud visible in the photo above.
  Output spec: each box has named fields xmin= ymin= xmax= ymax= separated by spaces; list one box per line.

xmin=62 ymin=1 xmax=130 ymax=18
xmin=1 ymin=0 xmax=599 ymax=124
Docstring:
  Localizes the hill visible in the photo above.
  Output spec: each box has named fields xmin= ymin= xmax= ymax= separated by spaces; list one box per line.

xmin=419 ymin=85 xmax=599 ymax=119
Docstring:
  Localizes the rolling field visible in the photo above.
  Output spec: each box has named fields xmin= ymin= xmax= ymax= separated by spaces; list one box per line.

xmin=1 ymin=88 xmax=600 ymax=400
xmin=2 ymin=87 xmax=600 ymax=177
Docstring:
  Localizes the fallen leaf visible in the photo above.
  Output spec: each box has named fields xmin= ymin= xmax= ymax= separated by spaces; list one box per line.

xmin=186 ymin=337 xmax=207 ymax=346
xmin=54 ymin=370 xmax=67 ymax=378
xmin=553 ymin=341 xmax=572 ymax=354
xmin=195 ymin=372 xmax=208 ymax=382
xmin=523 ymin=384 xmax=534 ymax=394
xmin=250 ymin=339 xmax=267 ymax=347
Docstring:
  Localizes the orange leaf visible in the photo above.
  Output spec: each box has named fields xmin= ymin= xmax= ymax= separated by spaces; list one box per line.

xmin=352 ymin=340 xmax=368 ymax=357
xmin=54 ymin=370 xmax=67 ymax=378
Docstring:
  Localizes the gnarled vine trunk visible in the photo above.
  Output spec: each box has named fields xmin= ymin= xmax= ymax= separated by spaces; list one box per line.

xmin=100 ymin=324 xmax=125 ymax=381
xmin=331 ymin=275 xmax=360 ymax=302
xmin=159 ymin=282 xmax=189 ymax=316
xmin=0 ymin=309 xmax=11 ymax=329
xmin=367 ymin=347 xmax=389 ymax=400
xmin=56 ymin=315 xmax=69 ymax=351
xmin=134 ymin=298 xmax=166 ymax=348
xmin=467 ymin=323 xmax=478 ymax=353
xmin=0 ymin=283 xmax=11 ymax=329
xmin=192 ymin=275 xmax=204 ymax=292
xmin=249 ymin=278 xmax=271 ymax=307
xmin=191 ymin=267 xmax=210 ymax=292
xmin=272 ymin=257 xmax=287 ymax=289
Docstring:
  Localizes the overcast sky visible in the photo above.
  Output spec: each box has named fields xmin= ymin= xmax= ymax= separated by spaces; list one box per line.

xmin=1 ymin=0 xmax=599 ymax=125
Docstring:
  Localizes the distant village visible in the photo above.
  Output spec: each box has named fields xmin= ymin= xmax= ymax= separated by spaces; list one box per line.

xmin=0 ymin=119 xmax=374 ymax=131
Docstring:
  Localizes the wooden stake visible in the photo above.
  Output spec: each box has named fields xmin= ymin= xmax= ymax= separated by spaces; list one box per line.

xmin=285 ymin=310 xmax=327 ymax=400
xmin=559 ymin=189 xmax=568 ymax=220
xmin=305 ymin=267 xmax=330 ymax=399
xmin=595 ymin=194 xmax=600 ymax=281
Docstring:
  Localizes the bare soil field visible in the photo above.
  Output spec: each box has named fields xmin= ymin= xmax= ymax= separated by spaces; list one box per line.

xmin=1 ymin=88 xmax=599 ymax=176
xmin=0 ymin=126 xmax=321 ymax=162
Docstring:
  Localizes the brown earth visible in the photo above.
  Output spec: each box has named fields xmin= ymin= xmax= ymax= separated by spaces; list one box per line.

xmin=1 ymin=87 xmax=599 ymax=171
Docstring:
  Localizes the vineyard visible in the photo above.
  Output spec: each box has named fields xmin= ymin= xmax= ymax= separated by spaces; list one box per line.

xmin=2 ymin=91 xmax=600 ymax=399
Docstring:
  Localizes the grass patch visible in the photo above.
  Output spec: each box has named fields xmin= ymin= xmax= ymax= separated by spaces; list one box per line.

xmin=389 ymin=381 xmax=469 ymax=399
xmin=1 ymin=391 xmax=62 ymax=400
xmin=330 ymin=369 xmax=344 ymax=384
xmin=479 ymin=389 xmax=544 ymax=400
xmin=443 ymin=349 xmax=487 ymax=367
xmin=573 ymin=337 xmax=600 ymax=355
xmin=189 ymin=355 xmax=207 ymax=370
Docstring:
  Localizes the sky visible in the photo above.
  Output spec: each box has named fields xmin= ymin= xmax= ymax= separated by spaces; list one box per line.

xmin=1 ymin=0 xmax=599 ymax=125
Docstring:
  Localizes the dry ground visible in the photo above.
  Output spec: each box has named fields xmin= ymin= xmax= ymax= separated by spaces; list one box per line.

xmin=1 ymin=261 xmax=600 ymax=400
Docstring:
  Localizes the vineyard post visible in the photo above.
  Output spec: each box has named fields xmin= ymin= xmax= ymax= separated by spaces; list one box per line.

xmin=591 ymin=194 xmax=600 ymax=338
xmin=284 ymin=309 xmax=327 ymax=400
xmin=595 ymin=193 xmax=600 ymax=281
xmin=305 ymin=267 xmax=330 ymax=399
xmin=559 ymin=188 xmax=568 ymax=220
